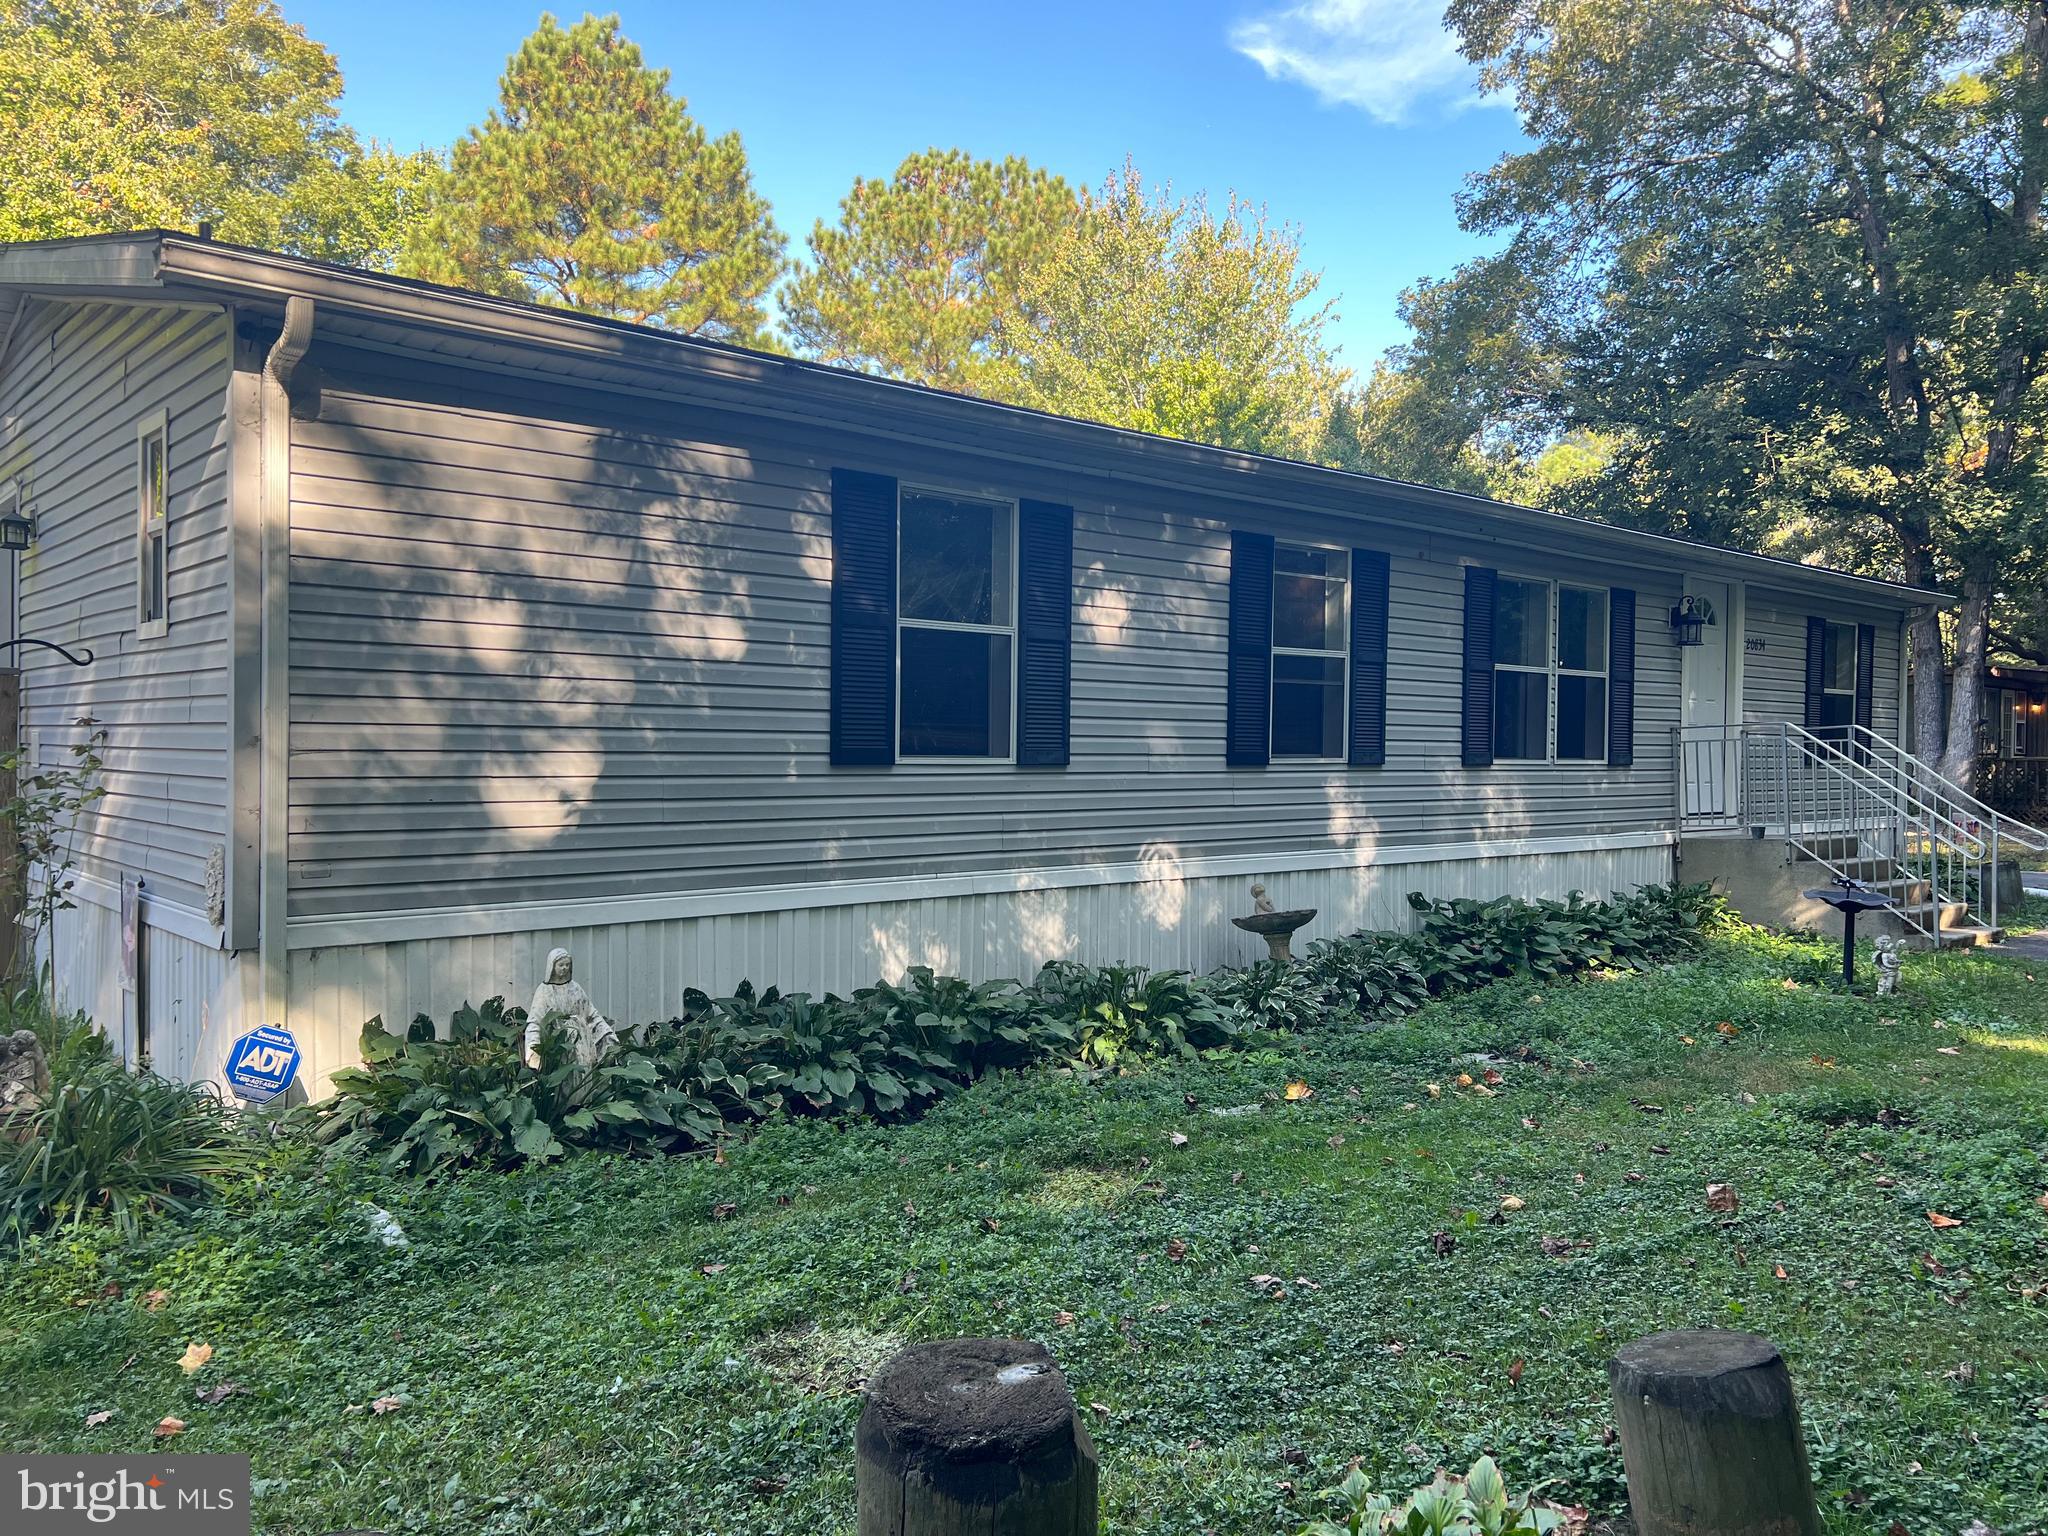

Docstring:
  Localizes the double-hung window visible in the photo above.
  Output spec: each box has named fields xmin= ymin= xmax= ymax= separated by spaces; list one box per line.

xmin=1493 ymin=577 xmax=1608 ymax=762
xmin=136 ymin=410 xmax=169 ymax=639
xmin=1819 ymin=621 xmax=1857 ymax=731
xmin=1270 ymin=545 xmax=1347 ymax=759
xmin=897 ymin=487 xmax=1015 ymax=759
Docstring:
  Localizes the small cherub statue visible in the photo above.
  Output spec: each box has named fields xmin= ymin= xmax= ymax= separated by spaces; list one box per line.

xmin=524 ymin=947 xmax=618 ymax=1069
xmin=1873 ymin=934 xmax=1903 ymax=997
xmin=1250 ymin=882 xmax=1276 ymax=915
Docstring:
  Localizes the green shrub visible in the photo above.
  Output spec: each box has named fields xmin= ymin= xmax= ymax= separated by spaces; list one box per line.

xmin=1200 ymin=958 xmax=1342 ymax=1032
xmin=1028 ymin=960 xmax=1239 ymax=1065
xmin=0 ymin=1063 xmax=256 ymax=1245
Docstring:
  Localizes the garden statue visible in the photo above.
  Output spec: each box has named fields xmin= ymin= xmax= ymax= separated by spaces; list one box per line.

xmin=0 ymin=1028 xmax=52 ymax=1137
xmin=524 ymin=947 xmax=618 ymax=1069
xmin=1250 ymin=883 xmax=1277 ymax=915
xmin=1873 ymin=935 xmax=1903 ymax=997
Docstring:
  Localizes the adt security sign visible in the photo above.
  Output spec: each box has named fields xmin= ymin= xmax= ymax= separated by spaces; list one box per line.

xmin=224 ymin=1025 xmax=300 ymax=1104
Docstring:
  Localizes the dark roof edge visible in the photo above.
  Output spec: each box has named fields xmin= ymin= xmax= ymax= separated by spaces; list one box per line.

xmin=2 ymin=232 xmax=1946 ymax=608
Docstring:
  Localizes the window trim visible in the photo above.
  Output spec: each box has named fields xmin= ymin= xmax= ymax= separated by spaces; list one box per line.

xmin=893 ymin=481 xmax=1020 ymax=764
xmin=1820 ymin=620 xmax=1858 ymax=727
xmin=1268 ymin=541 xmax=1350 ymax=762
xmin=136 ymin=408 xmax=170 ymax=641
xmin=1492 ymin=575 xmax=1611 ymax=763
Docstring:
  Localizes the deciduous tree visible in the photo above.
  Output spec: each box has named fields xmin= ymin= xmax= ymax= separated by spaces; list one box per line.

xmin=407 ymin=12 xmax=784 ymax=342
xmin=782 ymin=149 xmax=1076 ymax=390
xmin=990 ymin=162 xmax=1348 ymax=460
xmin=0 ymin=0 xmax=435 ymax=266
xmin=1387 ymin=0 xmax=2048 ymax=779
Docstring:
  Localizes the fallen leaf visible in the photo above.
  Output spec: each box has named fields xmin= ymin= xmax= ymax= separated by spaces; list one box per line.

xmin=749 ymin=1477 xmax=786 ymax=1496
xmin=195 ymin=1380 xmax=246 ymax=1407
xmin=1089 ymin=1401 xmax=1112 ymax=1418
xmin=1507 ymin=1357 xmax=1525 ymax=1385
xmin=1167 ymin=1132 xmax=1189 ymax=1148
xmin=178 ymin=1342 xmax=212 ymax=1375
xmin=1928 ymin=1211 xmax=1964 ymax=1229
xmin=1937 ymin=1046 xmax=1961 ymax=1056
xmin=699 ymin=1263 xmax=728 ymax=1275
xmin=1483 ymin=1069 xmax=1504 ymax=1086
xmin=1230 ymin=1170 xmax=1244 ymax=1186
xmin=1431 ymin=1231 xmax=1457 ymax=1257
xmin=142 ymin=1289 xmax=169 ymax=1311
xmin=1680 ymin=1036 xmax=1696 ymax=1046
xmin=711 ymin=1202 xmax=738 ymax=1221
xmin=1283 ymin=1081 xmax=1313 ymax=1101
xmin=978 ymin=1217 xmax=1000 ymax=1234
xmin=2037 ymin=1191 xmax=2048 ymax=1211
xmin=1426 ymin=1083 xmax=1443 ymax=1099
xmin=1500 ymin=1195 xmax=1526 ymax=1212
xmin=1456 ymin=1073 xmax=1475 ymax=1087
xmin=154 ymin=1417 xmax=185 ymax=1439
xmin=1165 ymin=1238 xmax=1188 ymax=1262
xmin=1774 ymin=1264 xmax=1789 ymax=1280
xmin=1326 ymin=1134 xmax=1345 ymax=1149
xmin=1053 ymin=1310 xmax=1076 ymax=1327
xmin=369 ymin=1395 xmax=403 ymax=1415
xmin=1716 ymin=1021 xmax=1738 ymax=1036
xmin=1520 ymin=1116 xmax=1540 ymax=1130
xmin=1705 ymin=1183 xmax=1739 ymax=1214
xmin=84 ymin=1409 xmax=114 ymax=1428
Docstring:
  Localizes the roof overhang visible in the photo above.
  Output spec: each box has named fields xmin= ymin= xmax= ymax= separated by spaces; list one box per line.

xmin=0 ymin=231 xmax=1949 ymax=611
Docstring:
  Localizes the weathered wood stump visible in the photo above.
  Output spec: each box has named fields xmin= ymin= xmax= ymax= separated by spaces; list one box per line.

xmin=856 ymin=1338 xmax=1097 ymax=1535
xmin=1608 ymin=1329 xmax=1820 ymax=1536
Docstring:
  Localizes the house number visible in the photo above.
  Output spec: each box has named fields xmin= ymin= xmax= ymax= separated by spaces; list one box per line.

xmin=1745 ymin=636 xmax=1767 ymax=653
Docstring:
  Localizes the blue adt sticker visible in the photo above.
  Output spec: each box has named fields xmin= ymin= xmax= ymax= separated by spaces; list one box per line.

xmin=224 ymin=1025 xmax=300 ymax=1103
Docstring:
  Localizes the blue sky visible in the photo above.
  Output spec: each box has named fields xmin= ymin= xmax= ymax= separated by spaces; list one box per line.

xmin=292 ymin=0 xmax=1522 ymax=368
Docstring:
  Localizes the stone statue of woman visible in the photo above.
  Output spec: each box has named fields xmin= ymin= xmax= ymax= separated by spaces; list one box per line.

xmin=524 ymin=947 xmax=618 ymax=1069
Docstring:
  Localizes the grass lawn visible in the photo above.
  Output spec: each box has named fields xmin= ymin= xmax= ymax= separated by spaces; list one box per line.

xmin=3 ymin=928 xmax=2046 ymax=1536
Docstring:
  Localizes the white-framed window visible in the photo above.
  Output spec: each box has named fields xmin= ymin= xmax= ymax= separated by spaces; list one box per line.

xmin=896 ymin=485 xmax=1016 ymax=760
xmin=1819 ymin=620 xmax=1857 ymax=730
xmin=1271 ymin=544 xmax=1348 ymax=759
xmin=136 ymin=409 xmax=169 ymax=639
xmin=1493 ymin=577 xmax=1608 ymax=762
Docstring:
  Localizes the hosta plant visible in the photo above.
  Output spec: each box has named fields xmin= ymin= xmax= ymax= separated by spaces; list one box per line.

xmin=1302 ymin=1457 xmax=1566 ymax=1536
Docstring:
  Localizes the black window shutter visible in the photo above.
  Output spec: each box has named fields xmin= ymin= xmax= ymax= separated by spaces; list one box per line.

xmin=1226 ymin=531 xmax=1274 ymax=766
xmin=1462 ymin=565 xmax=1497 ymax=768
xmin=829 ymin=468 xmax=897 ymax=766
xmin=1016 ymin=499 xmax=1073 ymax=766
xmin=1348 ymin=548 xmax=1389 ymax=766
xmin=1854 ymin=622 xmax=1876 ymax=731
xmin=1803 ymin=616 xmax=1826 ymax=729
xmin=1607 ymin=587 xmax=1636 ymax=767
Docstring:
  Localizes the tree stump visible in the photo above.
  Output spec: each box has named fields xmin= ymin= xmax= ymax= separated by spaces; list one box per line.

xmin=1608 ymin=1329 xmax=1820 ymax=1536
xmin=856 ymin=1338 xmax=1097 ymax=1535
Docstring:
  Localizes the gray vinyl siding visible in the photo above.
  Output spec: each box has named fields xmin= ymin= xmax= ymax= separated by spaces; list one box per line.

xmin=1743 ymin=589 xmax=1903 ymax=737
xmin=286 ymin=378 xmax=1686 ymax=919
xmin=0 ymin=300 xmax=233 ymax=912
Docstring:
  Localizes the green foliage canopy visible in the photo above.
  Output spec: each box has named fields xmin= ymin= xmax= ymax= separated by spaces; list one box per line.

xmin=988 ymin=162 xmax=1350 ymax=460
xmin=781 ymin=149 xmax=1077 ymax=390
xmin=1384 ymin=0 xmax=2048 ymax=765
xmin=0 ymin=0 xmax=436 ymax=266
xmin=407 ymin=12 xmax=785 ymax=342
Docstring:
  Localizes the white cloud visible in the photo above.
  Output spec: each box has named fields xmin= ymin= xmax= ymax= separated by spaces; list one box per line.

xmin=1230 ymin=0 xmax=1490 ymax=123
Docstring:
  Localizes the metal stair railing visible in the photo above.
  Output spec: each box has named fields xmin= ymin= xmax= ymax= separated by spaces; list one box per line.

xmin=1777 ymin=723 xmax=2000 ymax=939
xmin=1833 ymin=723 xmax=2048 ymax=858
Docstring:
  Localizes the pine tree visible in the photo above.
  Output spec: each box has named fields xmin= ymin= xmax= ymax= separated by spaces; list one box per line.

xmin=781 ymin=149 xmax=1076 ymax=389
xmin=408 ymin=13 xmax=784 ymax=342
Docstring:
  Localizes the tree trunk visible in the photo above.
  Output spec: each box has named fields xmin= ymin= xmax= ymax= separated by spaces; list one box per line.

xmin=1899 ymin=533 xmax=1949 ymax=764
xmin=1941 ymin=571 xmax=1994 ymax=789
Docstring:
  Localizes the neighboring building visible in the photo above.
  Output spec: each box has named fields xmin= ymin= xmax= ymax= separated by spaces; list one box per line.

xmin=0 ymin=234 xmax=1954 ymax=1091
xmin=1980 ymin=663 xmax=2048 ymax=812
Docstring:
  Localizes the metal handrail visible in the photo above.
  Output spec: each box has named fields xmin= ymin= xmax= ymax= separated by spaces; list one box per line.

xmin=1833 ymin=723 xmax=2048 ymax=854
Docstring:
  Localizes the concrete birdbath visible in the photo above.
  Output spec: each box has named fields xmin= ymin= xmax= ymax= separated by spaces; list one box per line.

xmin=1231 ymin=883 xmax=1317 ymax=964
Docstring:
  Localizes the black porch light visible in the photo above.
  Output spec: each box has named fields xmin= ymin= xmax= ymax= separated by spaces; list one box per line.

xmin=1669 ymin=594 xmax=1707 ymax=647
xmin=0 ymin=508 xmax=31 ymax=551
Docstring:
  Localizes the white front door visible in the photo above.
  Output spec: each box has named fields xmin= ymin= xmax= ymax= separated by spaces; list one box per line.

xmin=1681 ymin=580 xmax=1734 ymax=817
